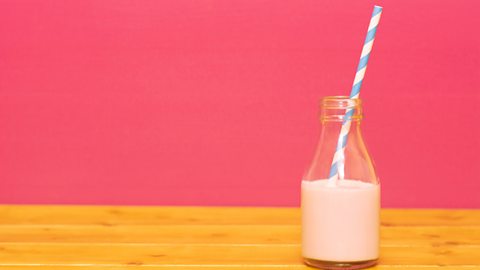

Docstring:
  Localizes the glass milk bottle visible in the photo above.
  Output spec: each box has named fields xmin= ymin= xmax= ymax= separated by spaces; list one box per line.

xmin=302 ymin=96 xmax=380 ymax=269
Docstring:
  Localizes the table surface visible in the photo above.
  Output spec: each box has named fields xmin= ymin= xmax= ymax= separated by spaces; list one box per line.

xmin=0 ymin=206 xmax=479 ymax=269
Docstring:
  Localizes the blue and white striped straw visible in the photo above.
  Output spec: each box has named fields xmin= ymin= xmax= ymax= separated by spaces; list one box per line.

xmin=327 ymin=5 xmax=383 ymax=184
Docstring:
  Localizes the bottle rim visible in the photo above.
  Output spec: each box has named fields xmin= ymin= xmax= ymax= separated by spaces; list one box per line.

xmin=321 ymin=96 xmax=362 ymax=109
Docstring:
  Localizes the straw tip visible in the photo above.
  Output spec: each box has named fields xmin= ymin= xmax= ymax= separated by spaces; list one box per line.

xmin=372 ymin=5 xmax=383 ymax=16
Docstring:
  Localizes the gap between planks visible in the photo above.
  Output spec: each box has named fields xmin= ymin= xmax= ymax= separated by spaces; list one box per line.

xmin=1 ymin=265 xmax=480 ymax=269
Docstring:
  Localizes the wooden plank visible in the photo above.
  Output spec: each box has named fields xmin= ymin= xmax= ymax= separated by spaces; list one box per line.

xmin=0 ymin=225 xmax=299 ymax=245
xmin=381 ymin=209 xmax=480 ymax=226
xmin=381 ymin=226 xmax=480 ymax=247
xmin=1 ymin=206 xmax=480 ymax=226
xmin=0 ymin=243 xmax=479 ymax=265
xmin=0 ymin=225 xmax=479 ymax=246
xmin=0 ymin=206 xmax=300 ymax=225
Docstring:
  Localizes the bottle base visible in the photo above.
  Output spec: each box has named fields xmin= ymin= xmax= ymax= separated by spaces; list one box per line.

xmin=303 ymin=257 xmax=378 ymax=270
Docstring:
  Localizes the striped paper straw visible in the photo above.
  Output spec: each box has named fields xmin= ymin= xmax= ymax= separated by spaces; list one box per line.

xmin=327 ymin=5 xmax=382 ymax=185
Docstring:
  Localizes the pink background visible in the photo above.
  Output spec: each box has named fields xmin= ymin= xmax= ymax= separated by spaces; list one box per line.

xmin=0 ymin=0 xmax=479 ymax=208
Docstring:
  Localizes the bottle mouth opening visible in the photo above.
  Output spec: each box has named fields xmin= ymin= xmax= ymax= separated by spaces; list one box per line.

xmin=321 ymin=96 xmax=361 ymax=109
xmin=320 ymin=96 xmax=363 ymax=122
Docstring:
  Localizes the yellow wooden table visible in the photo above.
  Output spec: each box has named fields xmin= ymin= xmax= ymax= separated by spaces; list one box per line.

xmin=0 ymin=206 xmax=479 ymax=269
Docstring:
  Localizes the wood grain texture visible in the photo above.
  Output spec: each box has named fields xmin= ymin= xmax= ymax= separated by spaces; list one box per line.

xmin=0 ymin=225 xmax=479 ymax=246
xmin=2 ymin=206 xmax=480 ymax=225
xmin=1 ymin=243 xmax=480 ymax=265
xmin=0 ymin=206 xmax=479 ymax=269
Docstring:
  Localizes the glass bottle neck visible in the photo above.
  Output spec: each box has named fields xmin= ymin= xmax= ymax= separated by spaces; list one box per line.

xmin=302 ymin=96 xmax=376 ymax=183
xmin=320 ymin=96 xmax=362 ymax=123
